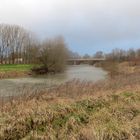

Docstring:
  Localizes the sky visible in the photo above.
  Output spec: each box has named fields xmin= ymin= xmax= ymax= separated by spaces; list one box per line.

xmin=0 ymin=0 xmax=140 ymax=55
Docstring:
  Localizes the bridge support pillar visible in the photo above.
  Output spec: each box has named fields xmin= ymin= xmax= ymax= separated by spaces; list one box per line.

xmin=74 ymin=61 xmax=76 ymax=65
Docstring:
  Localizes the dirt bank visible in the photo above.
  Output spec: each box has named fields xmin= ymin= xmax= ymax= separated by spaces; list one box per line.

xmin=0 ymin=71 xmax=31 ymax=79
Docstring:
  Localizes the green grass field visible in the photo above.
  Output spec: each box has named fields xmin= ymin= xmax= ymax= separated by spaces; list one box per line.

xmin=0 ymin=64 xmax=34 ymax=72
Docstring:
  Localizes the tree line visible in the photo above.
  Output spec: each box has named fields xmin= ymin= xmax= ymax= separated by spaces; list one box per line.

xmin=0 ymin=24 xmax=69 ymax=73
xmin=0 ymin=24 xmax=139 ymax=73
xmin=106 ymin=48 xmax=140 ymax=62
xmin=0 ymin=24 xmax=36 ymax=64
xmin=72 ymin=49 xmax=140 ymax=62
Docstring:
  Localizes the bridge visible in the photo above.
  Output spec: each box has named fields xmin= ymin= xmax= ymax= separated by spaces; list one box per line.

xmin=67 ymin=58 xmax=105 ymax=65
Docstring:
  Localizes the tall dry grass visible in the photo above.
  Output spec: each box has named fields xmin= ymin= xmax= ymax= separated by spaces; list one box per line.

xmin=0 ymin=71 xmax=139 ymax=139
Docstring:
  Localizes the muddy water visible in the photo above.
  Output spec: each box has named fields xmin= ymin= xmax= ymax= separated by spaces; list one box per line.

xmin=0 ymin=65 xmax=107 ymax=97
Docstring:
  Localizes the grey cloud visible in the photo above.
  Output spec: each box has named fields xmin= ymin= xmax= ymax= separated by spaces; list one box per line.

xmin=0 ymin=0 xmax=140 ymax=53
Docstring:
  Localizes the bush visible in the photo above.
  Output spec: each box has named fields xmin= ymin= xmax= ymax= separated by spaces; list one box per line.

xmin=33 ymin=37 xmax=68 ymax=74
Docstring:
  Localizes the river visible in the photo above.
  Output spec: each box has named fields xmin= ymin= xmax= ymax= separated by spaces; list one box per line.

xmin=0 ymin=65 xmax=107 ymax=97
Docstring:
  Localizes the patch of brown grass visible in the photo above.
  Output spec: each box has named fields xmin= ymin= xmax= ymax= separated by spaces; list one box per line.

xmin=0 ymin=71 xmax=31 ymax=79
xmin=96 ymin=61 xmax=140 ymax=77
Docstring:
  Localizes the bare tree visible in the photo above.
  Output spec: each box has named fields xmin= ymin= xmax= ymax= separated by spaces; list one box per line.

xmin=83 ymin=54 xmax=90 ymax=59
xmin=37 ymin=36 xmax=68 ymax=73
xmin=68 ymin=50 xmax=81 ymax=59
xmin=0 ymin=24 xmax=10 ymax=64
xmin=94 ymin=51 xmax=104 ymax=58
xmin=106 ymin=48 xmax=127 ymax=62
xmin=136 ymin=49 xmax=140 ymax=59
xmin=0 ymin=24 xmax=36 ymax=64
xmin=127 ymin=48 xmax=136 ymax=60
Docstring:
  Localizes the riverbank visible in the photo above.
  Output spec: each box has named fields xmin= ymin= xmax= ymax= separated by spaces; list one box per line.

xmin=0 ymin=64 xmax=33 ymax=79
xmin=0 ymin=65 xmax=107 ymax=98
xmin=95 ymin=61 xmax=140 ymax=77
xmin=0 ymin=71 xmax=31 ymax=79
xmin=0 ymin=69 xmax=140 ymax=139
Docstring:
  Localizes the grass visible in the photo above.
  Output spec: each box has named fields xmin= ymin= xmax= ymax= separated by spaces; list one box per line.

xmin=0 ymin=64 xmax=34 ymax=72
xmin=96 ymin=61 xmax=140 ymax=77
xmin=0 ymin=90 xmax=140 ymax=139
xmin=0 ymin=64 xmax=36 ymax=78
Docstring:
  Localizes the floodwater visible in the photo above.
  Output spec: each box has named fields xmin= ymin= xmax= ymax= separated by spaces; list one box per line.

xmin=0 ymin=65 xmax=107 ymax=97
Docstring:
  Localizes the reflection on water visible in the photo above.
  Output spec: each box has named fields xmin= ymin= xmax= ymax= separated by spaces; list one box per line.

xmin=66 ymin=65 xmax=107 ymax=81
xmin=0 ymin=65 xmax=107 ymax=97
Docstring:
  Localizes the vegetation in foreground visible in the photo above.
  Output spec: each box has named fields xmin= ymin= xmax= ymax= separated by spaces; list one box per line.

xmin=0 ymin=64 xmax=140 ymax=139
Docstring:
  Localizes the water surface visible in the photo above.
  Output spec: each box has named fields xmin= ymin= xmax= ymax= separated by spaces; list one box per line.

xmin=0 ymin=65 xmax=107 ymax=97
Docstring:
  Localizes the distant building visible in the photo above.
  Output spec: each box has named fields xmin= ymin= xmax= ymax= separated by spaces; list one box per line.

xmin=14 ymin=58 xmax=23 ymax=63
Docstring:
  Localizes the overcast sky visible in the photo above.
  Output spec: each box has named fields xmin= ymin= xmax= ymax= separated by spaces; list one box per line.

xmin=0 ymin=0 xmax=140 ymax=54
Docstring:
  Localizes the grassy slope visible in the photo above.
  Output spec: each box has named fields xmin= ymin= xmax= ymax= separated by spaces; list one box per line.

xmin=0 ymin=92 xmax=140 ymax=140
xmin=0 ymin=64 xmax=34 ymax=72
xmin=96 ymin=61 xmax=140 ymax=76
xmin=0 ymin=64 xmax=35 ymax=78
